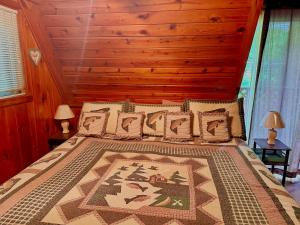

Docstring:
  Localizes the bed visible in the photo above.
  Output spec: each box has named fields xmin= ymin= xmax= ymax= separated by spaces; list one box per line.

xmin=0 ymin=135 xmax=299 ymax=225
xmin=1 ymin=99 xmax=300 ymax=225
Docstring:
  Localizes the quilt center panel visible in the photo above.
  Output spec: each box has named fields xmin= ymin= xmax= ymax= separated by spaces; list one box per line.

xmin=80 ymin=159 xmax=196 ymax=219
xmin=41 ymin=149 xmax=221 ymax=225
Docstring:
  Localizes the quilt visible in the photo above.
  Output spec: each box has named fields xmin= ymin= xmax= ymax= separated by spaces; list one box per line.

xmin=0 ymin=137 xmax=299 ymax=225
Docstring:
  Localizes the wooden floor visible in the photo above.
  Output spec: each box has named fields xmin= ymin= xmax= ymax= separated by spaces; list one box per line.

xmin=286 ymin=181 xmax=300 ymax=203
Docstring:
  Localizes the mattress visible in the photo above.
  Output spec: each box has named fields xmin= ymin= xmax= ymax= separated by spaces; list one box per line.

xmin=0 ymin=136 xmax=299 ymax=225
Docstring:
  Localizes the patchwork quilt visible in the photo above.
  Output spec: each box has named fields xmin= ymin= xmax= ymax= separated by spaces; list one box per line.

xmin=0 ymin=137 xmax=299 ymax=225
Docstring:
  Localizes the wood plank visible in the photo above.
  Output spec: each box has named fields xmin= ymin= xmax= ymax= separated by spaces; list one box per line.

xmin=14 ymin=103 xmax=34 ymax=167
xmin=62 ymin=66 xmax=237 ymax=74
xmin=56 ymin=47 xmax=239 ymax=59
xmin=72 ymin=92 xmax=236 ymax=102
xmin=74 ymin=90 xmax=233 ymax=102
xmin=72 ymin=91 xmax=236 ymax=103
xmin=66 ymin=76 xmax=236 ymax=86
xmin=43 ymin=8 xmax=249 ymax=27
xmin=3 ymin=106 xmax=20 ymax=163
xmin=52 ymin=35 xmax=243 ymax=49
xmin=0 ymin=107 xmax=20 ymax=182
xmin=64 ymin=72 xmax=235 ymax=78
xmin=47 ymin=22 xmax=246 ymax=38
xmin=0 ymin=95 xmax=33 ymax=108
xmin=60 ymin=58 xmax=237 ymax=67
xmin=71 ymin=84 xmax=234 ymax=93
xmin=38 ymin=0 xmax=251 ymax=14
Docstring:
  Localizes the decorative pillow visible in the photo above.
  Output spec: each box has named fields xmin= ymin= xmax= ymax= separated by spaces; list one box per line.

xmin=164 ymin=112 xmax=193 ymax=141
xmin=130 ymin=103 xmax=183 ymax=136
xmin=185 ymin=98 xmax=246 ymax=140
xmin=162 ymin=99 xmax=184 ymax=105
xmin=115 ymin=112 xmax=145 ymax=139
xmin=78 ymin=101 xmax=127 ymax=134
xmin=78 ymin=112 xmax=109 ymax=137
xmin=198 ymin=111 xmax=231 ymax=143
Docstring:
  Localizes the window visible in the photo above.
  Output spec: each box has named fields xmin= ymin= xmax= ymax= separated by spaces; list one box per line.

xmin=239 ymin=12 xmax=264 ymax=140
xmin=0 ymin=5 xmax=24 ymax=98
xmin=248 ymin=9 xmax=300 ymax=173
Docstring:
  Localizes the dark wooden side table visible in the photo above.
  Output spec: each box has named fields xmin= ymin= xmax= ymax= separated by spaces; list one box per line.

xmin=253 ymin=138 xmax=291 ymax=186
xmin=48 ymin=131 xmax=76 ymax=150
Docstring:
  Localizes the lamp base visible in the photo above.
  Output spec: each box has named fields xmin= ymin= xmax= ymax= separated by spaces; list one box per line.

xmin=267 ymin=128 xmax=277 ymax=145
xmin=61 ymin=120 xmax=70 ymax=134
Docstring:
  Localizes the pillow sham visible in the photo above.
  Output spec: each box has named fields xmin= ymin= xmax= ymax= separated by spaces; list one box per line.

xmin=162 ymin=99 xmax=184 ymax=105
xmin=78 ymin=112 xmax=109 ymax=137
xmin=78 ymin=101 xmax=127 ymax=134
xmin=185 ymin=98 xmax=246 ymax=140
xmin=164 ymin=111 xmax=193 ymax=141
xmin=130 ymin=103 xmax=183 ymax=136
xmin=115 ymin=112 xmax=145 ymax=140
xmin=198 ymin=111 xmax=231 ymax=143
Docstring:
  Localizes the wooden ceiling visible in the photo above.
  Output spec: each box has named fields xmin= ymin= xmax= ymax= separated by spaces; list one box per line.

xmin=19 ymin=0 xmax=263 ymax=104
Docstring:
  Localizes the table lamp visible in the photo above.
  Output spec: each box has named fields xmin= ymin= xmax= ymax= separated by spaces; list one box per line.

xmin=263 ymin=111 xmax=285 ymax=145
xmin=54 ymin=104 xmax=75 ymax=134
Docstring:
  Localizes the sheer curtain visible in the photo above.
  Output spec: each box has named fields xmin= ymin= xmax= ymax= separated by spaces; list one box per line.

xmin=250 ymin=9 xmax=300 ymax=173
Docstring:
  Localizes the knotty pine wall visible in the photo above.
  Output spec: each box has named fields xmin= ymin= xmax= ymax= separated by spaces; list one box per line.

xmin=21 ymin=0 xmax=263 ymax=104
xmin=0 ymin=11 xmax=61 ymax=183
xmin=0 ymin=0 xmax=262 ymax=182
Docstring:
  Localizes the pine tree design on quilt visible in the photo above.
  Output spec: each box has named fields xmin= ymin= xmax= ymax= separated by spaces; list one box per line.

xmin=84 ymin=159 xmax=191 ymax=211
xmin=126 ymin=165 xmax=148 ymax=182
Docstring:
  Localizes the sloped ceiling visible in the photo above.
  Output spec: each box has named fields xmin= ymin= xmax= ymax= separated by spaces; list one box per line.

xmin=19 ymin=0 xmax=263 ymax=104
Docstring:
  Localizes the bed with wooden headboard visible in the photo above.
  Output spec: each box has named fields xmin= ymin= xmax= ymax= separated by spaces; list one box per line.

xmin=0 ymin=98 xmax=299 ymax=225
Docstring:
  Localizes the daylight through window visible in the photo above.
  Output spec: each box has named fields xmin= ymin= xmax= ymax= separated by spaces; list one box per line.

xmin=0 ymin=5 xmax=24 ymax=98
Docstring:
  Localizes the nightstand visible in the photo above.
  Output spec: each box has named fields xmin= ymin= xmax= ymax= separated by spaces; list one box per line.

xmin=48 ymin=131 xmax=76 ymax=150
xmin=253 ymin=138 xmax=291 ymax=186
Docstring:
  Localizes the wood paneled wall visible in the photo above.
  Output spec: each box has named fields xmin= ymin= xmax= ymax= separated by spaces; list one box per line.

xmin=0 ymin=0 xmax=263 ymax=182
xmin=0 ymin=11 xmax=61 ymax=183
xmin=21 ymin=0 xmax=263 ymax=104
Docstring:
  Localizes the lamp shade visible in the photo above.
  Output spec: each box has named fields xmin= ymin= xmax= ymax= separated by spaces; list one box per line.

xmin=263 ymin=111 xmax=285 ymax=129
xmin=54 ymin=104 xmax=74 ymax=120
